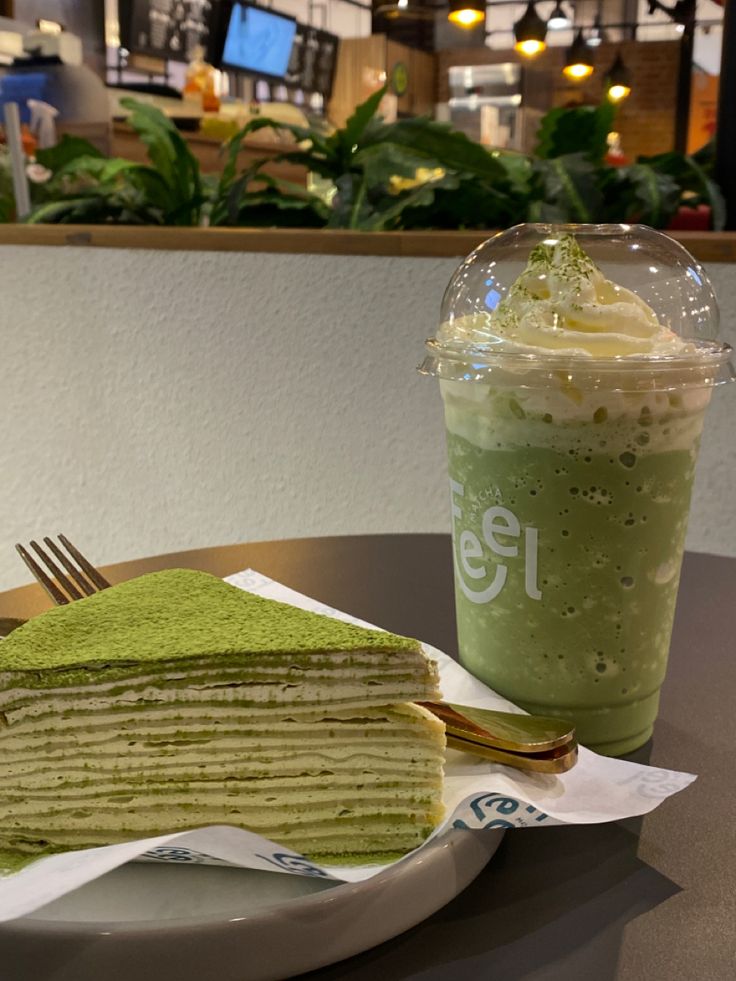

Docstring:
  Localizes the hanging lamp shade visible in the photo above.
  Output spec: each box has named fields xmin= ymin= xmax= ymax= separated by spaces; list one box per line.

xmin=448 ymin=0 xmax=485 ymax=27
xmin=548 ymin=1 xmax=571 ymax=29
xmin=606 ymin=51 xmax=632 ymax=102
xmin=514 ymin=1 xmax=547 ymax=56
xmin=587 ymin=13 xmax=604 ymax=46
xmin=563 ymin=29 xmax=595 ymax=80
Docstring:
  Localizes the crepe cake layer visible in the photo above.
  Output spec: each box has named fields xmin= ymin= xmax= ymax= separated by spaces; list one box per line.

xmin=0 ymin=569 xmax=445 ymax=864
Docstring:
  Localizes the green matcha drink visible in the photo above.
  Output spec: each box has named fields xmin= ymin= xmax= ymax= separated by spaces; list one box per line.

xmin=443 ymin=385 xmax=706 ymax=755
xmin=422 ymin=225 xmax=733 ymax=756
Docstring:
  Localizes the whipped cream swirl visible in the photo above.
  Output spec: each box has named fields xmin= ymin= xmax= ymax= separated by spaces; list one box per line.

xmin=443 ymin=235 xmax=691 ymax=359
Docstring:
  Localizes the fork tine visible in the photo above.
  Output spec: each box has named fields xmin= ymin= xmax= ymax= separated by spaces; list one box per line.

xmin=15 ymin=543 xmax=71 ymax=606
xmin=43 ymin=537 xmax=96 ymax=597
xmin=58 ymin=535 xmax=111 ymax=590
xmin=29 ymin=540 xmax=85 ymax=601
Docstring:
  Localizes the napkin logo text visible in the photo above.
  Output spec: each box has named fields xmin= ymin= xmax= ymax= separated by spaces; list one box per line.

xmin=453 ymin=793 xmax=549 ymax=830
xmin=451 ymin=480 xmax=541 ymax=604
xmin=256 ymin=852 xmax=332 ymax=877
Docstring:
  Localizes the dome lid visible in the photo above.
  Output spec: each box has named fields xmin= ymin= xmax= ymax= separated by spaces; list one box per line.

xmin=420 ymin=223 xmax=734 ymax=392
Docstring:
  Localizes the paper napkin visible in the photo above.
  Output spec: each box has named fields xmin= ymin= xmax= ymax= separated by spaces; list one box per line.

xmin=0 ymin=569 xmax=695 ymax=921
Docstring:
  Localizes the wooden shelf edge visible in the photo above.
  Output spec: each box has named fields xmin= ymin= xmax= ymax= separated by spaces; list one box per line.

xmin=1 ymin=224 xmax=736 ymax=262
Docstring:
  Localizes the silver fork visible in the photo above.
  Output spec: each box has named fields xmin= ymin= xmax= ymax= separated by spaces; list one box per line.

xmin=15 ymin=535 xmax=111 ymax=606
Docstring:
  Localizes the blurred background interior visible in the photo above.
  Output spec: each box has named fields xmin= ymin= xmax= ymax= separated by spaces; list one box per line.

xmin=0 ymin=1 xmax=733 ymax=591
xmin=0 ymin=0 xmax=725 ymax=172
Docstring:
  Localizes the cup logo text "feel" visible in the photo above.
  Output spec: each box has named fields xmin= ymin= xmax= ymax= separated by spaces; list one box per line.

xmin=451 ymin=480 xmax=542 ymax=604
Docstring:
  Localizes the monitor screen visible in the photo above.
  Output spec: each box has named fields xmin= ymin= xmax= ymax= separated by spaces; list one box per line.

xmin=119 ymin=0 xmax=214 ymax=64
xmin=221 ymin=3 xmax=297 ymax=78
xmin=284 ymin=24 xmax=339 ymax=98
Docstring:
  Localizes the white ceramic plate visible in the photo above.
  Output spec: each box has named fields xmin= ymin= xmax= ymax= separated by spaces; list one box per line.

xmin=0 ymin=827 xmax=503 ymax=981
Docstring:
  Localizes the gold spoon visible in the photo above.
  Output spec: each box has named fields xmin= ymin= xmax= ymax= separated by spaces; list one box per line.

xmin=418 ymin=701 xmax=577 ymax=774
xmin=418 ymin=701 xmax=575 ymax=753
xmin=445 ymin=735 xmax=578 ymax=774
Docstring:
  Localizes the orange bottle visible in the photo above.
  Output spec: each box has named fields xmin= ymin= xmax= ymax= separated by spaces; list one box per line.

xmin=184 ymin=46 xmax=220 ymax=113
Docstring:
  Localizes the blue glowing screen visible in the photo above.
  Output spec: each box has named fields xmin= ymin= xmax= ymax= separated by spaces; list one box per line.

xmin=222 ymin=4 xmax=297 ymax=77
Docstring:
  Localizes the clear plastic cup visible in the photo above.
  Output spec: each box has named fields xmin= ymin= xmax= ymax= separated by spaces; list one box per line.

xmin=420 ymin=223 xmax=734 ymax=756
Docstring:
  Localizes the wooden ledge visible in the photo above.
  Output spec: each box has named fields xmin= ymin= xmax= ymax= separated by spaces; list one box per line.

xmin=1 ymin=224 xmax=736 ymax=262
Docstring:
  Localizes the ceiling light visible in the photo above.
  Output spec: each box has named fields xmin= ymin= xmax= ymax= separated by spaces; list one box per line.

xmin=448 ymin=0 xmax=486 ymax=27
xmin=37 ymin=19 xmax=63 ymax=34
xmin=605 ymin=52 xmax=632 ymax=102
xmin=514 ymin=2 xmax=547 ymax=56
xmin=587 ymin=14 xmax=604 ymax=46
xmin=548 ymin=2 xmax=571 ymax=30
xmin=376 ymin=1 xmax=435 ymax=19
xmin=563 ymin=29 xmax=594 ymax=80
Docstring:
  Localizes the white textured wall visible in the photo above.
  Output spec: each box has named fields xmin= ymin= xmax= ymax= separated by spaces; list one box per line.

xmin=0 ymin=244 xmax=734 ymax=592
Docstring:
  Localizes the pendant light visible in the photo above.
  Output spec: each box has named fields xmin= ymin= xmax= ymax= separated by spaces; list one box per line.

xmin=547 ymin=1 xmax=571 ymax=30
xmin=563 ymin=29 xmax=595 ymax=80
xmin=587 ymin=12 xmax=604 ymax=46
xmin=605 ymin=51 xmax=632 ymax=102
xmin=514 ymin=1 xmax=547 ymax=57
xmin=448 ymin=0 xmax=485 ymax=28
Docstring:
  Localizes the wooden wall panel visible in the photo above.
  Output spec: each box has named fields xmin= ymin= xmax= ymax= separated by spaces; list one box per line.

xmin=409 ymin=48 xmax=436 ymax=117
xmin=329 ymin=35 xmax=387 ymax=129
xmin=329 ymin=34 xmax=436 ymax=125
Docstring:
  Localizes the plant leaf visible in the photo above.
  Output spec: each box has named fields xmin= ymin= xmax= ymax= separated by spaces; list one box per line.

xmin=119 ymin=98 xmax=202 ymax=224
xmin=533 ymin=154 xmax=603 ymax=223
xmin=699 ymin=174 xmax=726 ymax=231
xmin=219 ymin=117 xmax=330 ymax=190
xmin=25 ymin=196 xmax=117 ymax=224
xmin=535 ymin=103 xmax=616 ymax=162
xmin=235 ymin=194 xmax=327 ymax=228
xmin=618 ymin=163 xmax=681 ymax=227
xmin=328 ymin=85 xmax=388 ymax=170
xmin=340 ymin=85 xmax=388 ymax=151
xmin=43 ymin=154 xmax=176 ymax=216
xmin=267 ymin=150 xmax=338 ymax=181
xmin=0 ymin=155 xmax=14 ymax=222
xmin=691 ymin=138 xmax=715 ymax=173
xmin=361 ymin=176 xmax=455 ymax=231
xmin=377 ymin=117 xmax=508 ymax=183
xmin=399 ymin=172 xmax=529 ymax=230
xmin=327 ymin=174 xmax=371 ymax=229
xmin=119 ymin=99 xmax=180 ymax=183
xmin=639 ymin=150 xmax=726 ymax=230
xmin=352 ymin=143 xmax=441 ymax=187
xmin=35 ymin=135 xmax=104 ymax=172
xmin=52 ymin=155 xmax=154 ymax=183
xmin=496 ymin=152 xmax=533 ymax=197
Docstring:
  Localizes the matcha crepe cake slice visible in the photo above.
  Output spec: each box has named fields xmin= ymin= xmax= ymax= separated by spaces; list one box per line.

xmin=0 ymin=569 xmax=445 ymax=864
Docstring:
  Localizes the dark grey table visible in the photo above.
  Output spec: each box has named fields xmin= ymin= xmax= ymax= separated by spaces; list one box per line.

xmin=0 ymin=535 xmax=733 ymax=980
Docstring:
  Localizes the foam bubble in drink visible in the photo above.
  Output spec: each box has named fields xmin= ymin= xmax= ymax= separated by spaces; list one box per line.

xmin=421 ymin=225 xmax=733 ymax=756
